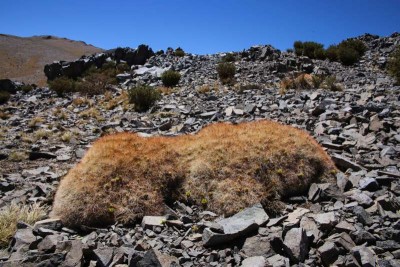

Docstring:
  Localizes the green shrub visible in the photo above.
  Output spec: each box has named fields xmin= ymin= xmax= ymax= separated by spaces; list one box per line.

xmin=323 ymin=76 xmax=343 ymax=91
xmin=161 ymin=70 xmax=181 ymax=87
xmin=222 ymin=53 xmax=236 ymax=62
xmin=217 ymin=62 xmax=236 ymax=85
xmin=50 ymin=63 xmax=120 ymax=96
xmin=326 ymin=45 xmax=339 ymax=61
xmin=128 ymin=85 xmax=161 ymax=112
xmin=174 ymin=47 xmax=185 ymax=57
xmin=337 ymin=47 xmax=360 ymax=66
xmin=0 ymin=90 xmax=10 ymax=104
xmin=48 ymin=77 xmax=76 ymax=96
xmin=77 ymin=71 xmax=117 ymax=95
xmin=337 ymin=39 xmax=367 ymax=65
xmin=116 ymin=62 xmax=131 ymax=72
xmin=20 ymin=84 xmax=34 ymax=93
xmin=293 ymin=41 xmax=325 ymax=59
xmin=387 ymin=46 xmax=400 ymax=84
xmin=339 ymin=39 xmax=367 ymax=56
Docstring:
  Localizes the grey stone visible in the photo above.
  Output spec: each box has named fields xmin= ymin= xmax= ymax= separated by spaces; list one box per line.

xmin=136 ymin=248 xmax=179 ymax=267
xmin=332 ymin=154 xmax=363 ymax=172
xmin=38 ymin=235 xmax=63 ymax=253
xmin=11 ymin=228 xmax=37 ymax=249
xmin=318 ymin=241 xmax=340 ymax=266
xmin=351 ymin=245 xmax=376 ymax=267
xmin=353 ymin=206 xmax=373 ymax=225
xmin=33 ymin=218 xmax=63 ymax=231
xmin=93 ymin=247 xmax=117 ymax=267
xmin=203 ymin=203 xmax=268 ymax=246
xmin=335 ymin=220 xmax=356 ymax=233
xmin=241 ymin=256 xmax=266 ymax=267
xmin=359 ymin=177 xmax=379 ymax=191
xmin=376 ymin=240 xmax=400 ymax=252
xmin=59 ymin=240 xmax=83 ymax=267
xmin=311 ymin=211 xmax=339 ymax=230
xmin=29 ymin=151 xmax=57 ymax=160
xmin=283 ymin=227 xmax=309 ymax=263
xmin=265 ymin=254 xmax=290 ymax=267
xmin=241 ymin=236 xmax=272 ymax=257
xmin=141 ymin=216 xmax=166 ymax=230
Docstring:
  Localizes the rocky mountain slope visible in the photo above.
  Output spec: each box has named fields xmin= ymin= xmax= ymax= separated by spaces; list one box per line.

xmin=0 ymin=33 xmax=399 ymax=266
xmin=0 ymin=34 xmax=103 ymax=86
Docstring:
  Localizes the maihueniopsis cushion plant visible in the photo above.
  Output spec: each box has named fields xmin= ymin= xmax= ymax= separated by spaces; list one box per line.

xmin=51 ymin=120 xmax=337 ymax=228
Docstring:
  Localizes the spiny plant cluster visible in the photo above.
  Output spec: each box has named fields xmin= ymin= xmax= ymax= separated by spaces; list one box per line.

xmin=52 ymin=120 xmax=336 ymax=228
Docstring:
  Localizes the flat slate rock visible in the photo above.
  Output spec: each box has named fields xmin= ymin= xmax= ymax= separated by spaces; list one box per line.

xmin=203 ymin=203 xmax=268 ymax=246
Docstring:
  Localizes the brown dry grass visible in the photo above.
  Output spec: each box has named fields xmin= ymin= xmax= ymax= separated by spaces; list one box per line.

xmin=0 ymin=34 xmax=103 ymax=86
xmin=52 ymin=120 xmax=336 ymax=228
xmin=280 ymin=73 xmax=343 ymax=93
xmin=0 ymin=202 xmax=47 ymax=248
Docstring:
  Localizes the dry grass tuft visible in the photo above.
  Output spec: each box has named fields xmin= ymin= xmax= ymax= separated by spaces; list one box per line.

xmin=8 ymin=151 xmax=28 ymax=161
xmin=52 ymin=120 xmax=336 ymax=228
xmin=280 ymin=73 xmax=343 ymax=93
xmin=197 ymin=82 xmax=220 ymax=94
xmin=28 ymin=117 xmax=44 ymax=128
xmin=0 ymin=202 xmax=48 ymax=248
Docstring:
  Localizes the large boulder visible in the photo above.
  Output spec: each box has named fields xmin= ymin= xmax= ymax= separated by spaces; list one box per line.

xmin=112 ymin=45 xmax=155 ymax=66
xmin=44 ymin=62 xmax=63 ymax=81
xmin=62 ymin=60 xmax=86 ymax=79
xmin=0 ymin=79 xmax=17 ymax=94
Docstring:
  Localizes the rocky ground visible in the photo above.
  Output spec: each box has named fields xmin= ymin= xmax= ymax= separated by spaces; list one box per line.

xmin=0 ymin=33 xmax=399 ymax=266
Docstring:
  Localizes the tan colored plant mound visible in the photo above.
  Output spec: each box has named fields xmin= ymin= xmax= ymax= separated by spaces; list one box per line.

xmin=52 ymin=120 xmax=336 ymax=228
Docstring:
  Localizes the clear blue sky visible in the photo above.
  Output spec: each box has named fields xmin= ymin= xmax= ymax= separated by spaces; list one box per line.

xmin=1 ymin=0 xmax=399 ymax=54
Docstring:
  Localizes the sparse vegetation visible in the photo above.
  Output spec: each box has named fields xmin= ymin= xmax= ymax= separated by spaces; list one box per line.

xmin=0 ymin=202 xmax=47 ymax=248
xmin=61 ymin=131 xmax=73 ymax=142
xmin=28 ymin=117 xmax=44 ymax=128
xmin=280 ymin=73 xmax=343 ymax=92
xmin=128 ymin=85 xmax=161 ymax=112
xmin=294 ymin=41 xmax=326 ymax=59
xmin=221 ymin=53 xmax=236 ymax=62
xmin=197 ymin=83 xmax=219 ymax=94
xmin=293 ymin=39 xmax=367 ymax=65
xmin=20 ymin=84 xmax=34 ymax=93
xmin=387 ymin=46 xmax=400 ymax=84
xmin=52 ymin=120 xmax=336 ymax=228
xmin=48 ymin=77 xmax=76 ymax=96
xmin=8 ymin=151 xmax=28 ymax=162
xmin=157 ymin=86 xmax=176 ymax=95
xmin=217 ymin=62 xmax=236 ymax=85
xmin=161 ymin=70 xmax=181 ymax=87
xmin=174 ymin=47 xmax=185 ymax=57
xmin=80 ymin=107 xmax=101 ymax=119
xmin=0 ymin=91 xmax=11 ymax=104
xmin=49 ymin=62 xmax=122 ymax=96
xmin=234 ymin=83 xmax=262 ymax=94
xmin=325 ymin=45 xmax=339 ymax=61
xmin=34 ymin=129 xmax=51 ymax=140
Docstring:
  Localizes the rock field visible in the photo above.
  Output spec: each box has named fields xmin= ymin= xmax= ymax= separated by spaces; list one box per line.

xmin=0 ymin=33 xmax=399 ymax=266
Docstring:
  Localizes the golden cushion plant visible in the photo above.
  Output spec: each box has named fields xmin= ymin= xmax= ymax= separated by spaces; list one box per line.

xmin=52 ymin=120 xmax=336 ymax=227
